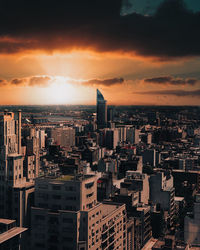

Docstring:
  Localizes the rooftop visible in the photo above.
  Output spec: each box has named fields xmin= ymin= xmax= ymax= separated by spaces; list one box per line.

xmin=142 ymin=238 xmax=158 ymax=250
xmin=0 ymin=219 xmax=15 ymax=225
xmin=152 ymin=239 xmax=165 ymax=249
xmin=102 ymin=202 xmax=124 ymax=219
xmin=175 ymin=196 xmax=184 ymax=202
xmin=56 ymin=175 xmax=74 ymax=181
xmin=14 ymin=181 xmax=35 ymax=189
xmin=38 ymin=174 xmax=95 ymax=182
xmin=0 ymin=227 xmax=27 ymax=244
xmin=136 ymin=203 xmax=150 ymax=212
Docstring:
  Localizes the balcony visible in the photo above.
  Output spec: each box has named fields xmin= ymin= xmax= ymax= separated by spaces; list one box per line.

xmin=102 ymin=224 xmax=108 ymax=233
xmin=102 ymin=241 xmax=108 ymax=250
xmin=102 ymin=232 xmax=108 ymax=242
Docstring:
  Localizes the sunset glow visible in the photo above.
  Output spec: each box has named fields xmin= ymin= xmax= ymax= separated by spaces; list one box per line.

xmin=0 ymin=0 xmax=200 ymax=106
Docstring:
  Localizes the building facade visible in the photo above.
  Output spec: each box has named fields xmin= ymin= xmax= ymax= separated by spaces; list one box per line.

xmin=97 ymin=89 xmax=107 ymax=129
xmin=31 ymin=174 xmax=127 ymax=250
xmin=0 ymin=111 xmax=34 ymax=227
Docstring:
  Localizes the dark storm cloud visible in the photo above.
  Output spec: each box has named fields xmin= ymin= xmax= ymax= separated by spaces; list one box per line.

xmin=83 ymin=78 xmax=124 ymax=86
xmin=144 ymin=76 xmax=198 ymax=85
xmin=0 ymin=0 xmax=200 ymax=59
xmin=135 ymin=89 xmax=200 ymax=96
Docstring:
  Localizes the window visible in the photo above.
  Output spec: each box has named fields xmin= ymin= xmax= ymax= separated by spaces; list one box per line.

xmin=35 ymin=215 xmax=45 ymax=221
xmin=63 ymin=218 xmax=73 ymax=223
xmin=35 ymin=243 xmax=45 ymax=248
xmin=69 ymin=186 xmax=74 ymax=191
xmin=66 ymin=196 xmax=76 ymax=201
xmin=85 ymin=182 xmax=94 ymax=189
xmin=63 ymin=237 xmax=73 ymax=241
xmin=52 ymin=205 xmax=61 ymax=210
xmin=52 ymin=195 xmax=61 ymax=200
xmin=38 ymin=184 xmax=48 ymax=189
xmin=86 ymin=192 xmax=94 ymax=198
xmin=63 ymin=227 xmax=72 ymax=233
xmin=52 ymin=185 xmax=61 ymax=191
xmin=38 ymin=203 xmax=48 ymax=208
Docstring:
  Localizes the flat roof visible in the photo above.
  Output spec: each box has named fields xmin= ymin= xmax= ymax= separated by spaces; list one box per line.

xmin=0 ymin=227 xmax=27 ymax=244
xmin=14 ymin=181 xmax=35 ymax=189
xmin=173 ymin=169 xmax=200 ymax=174
xmin=136 ymin=204 xmax=150 ymax=212
xmin=39 ymin=174 xmax=95 ymax=182
xmin=142 ymin=238 xmax=158 ymax=250
xmin=152 ymin=239 xmax=165 ymax=248
xmin=56 ymin=175 xmax=74 ymax=181
xmin=175 ymin=196 xmax=184 ymax=202
xmin=102 ymin=203 xmax=124 ymax=219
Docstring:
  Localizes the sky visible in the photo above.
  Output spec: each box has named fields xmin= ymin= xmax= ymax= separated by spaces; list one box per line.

xmin=0 ymin=0 xmax=200 ymax=105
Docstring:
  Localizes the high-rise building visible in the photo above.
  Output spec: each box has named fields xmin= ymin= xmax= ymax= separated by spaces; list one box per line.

xmin=31 ymin=174 xmax=127 ymax=250
xmin=23 ymin=127 xmax=40 ymax=181
xmin=184 ymin=194 xmax=200 ymax=245
xmin=113 ymin=171 xmax=152 ymax=248
xmin=0 ymin=111 xmax=34 ymax=227
xmin=126 ymin=127 xmax=140 ymax=144
xmin=105 ymin=128 xmax=119 ymax=149
xmin=149 ymin=171 xmax=175 ymax=227
xmin=107 ymin=107 xmax=114 ymax=122
xmin=97 ymin=89 xmax=107 ymax=129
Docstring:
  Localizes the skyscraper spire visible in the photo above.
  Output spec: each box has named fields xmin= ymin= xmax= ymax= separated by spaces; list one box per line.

xmin=97 ymin=89 xmax=105 ymax=102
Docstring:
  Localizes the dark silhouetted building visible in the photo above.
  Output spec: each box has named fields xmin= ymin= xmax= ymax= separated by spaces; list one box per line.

xmin=97 ymin=89 xmax=107 ymax=129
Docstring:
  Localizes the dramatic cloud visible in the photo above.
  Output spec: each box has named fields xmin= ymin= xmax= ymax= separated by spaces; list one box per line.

xmin=0 ymin=79 xmax=7 ymax=86
xmin=135 ymin=89 xmax=200 ymax=96
xmin=0 ymin=75 xmax=124 ymax=88
xmin=29 ymin=76 xmax=52 ymax=86
xmin=82 ymin=78 xmax=124 ymax=86
xmin=144 ymin=76 xmax=198 ymax=85
xmin=0 ymin=0 xmax=200 ymax=59
xmin=1 ymin=76 xmax=52 ymax=87
xmin=11 ymin=78 xmax=26 ymax=85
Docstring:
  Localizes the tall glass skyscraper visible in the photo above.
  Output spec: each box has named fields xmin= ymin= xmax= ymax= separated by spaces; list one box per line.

xmin=97 ymin=89 xmax=107 ymax=129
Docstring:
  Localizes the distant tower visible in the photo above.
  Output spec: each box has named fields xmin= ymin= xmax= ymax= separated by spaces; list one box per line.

xmin=97 ymin=89 xmax=107 ymax=129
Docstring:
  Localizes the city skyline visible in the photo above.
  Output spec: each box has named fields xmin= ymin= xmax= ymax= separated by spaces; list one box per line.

xmin=0 ymin=103 xmax=200 ymax=249
xmin=0 ymin=0 xmax=200 ymax=106
xmin=0 ymin=2 xmax=200 ymax=246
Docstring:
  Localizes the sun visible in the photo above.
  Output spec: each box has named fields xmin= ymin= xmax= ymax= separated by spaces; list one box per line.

xmin=46 ymin=77 xmax=77 ymax=104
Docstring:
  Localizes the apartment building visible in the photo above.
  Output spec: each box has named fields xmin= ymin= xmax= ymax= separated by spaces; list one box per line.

xmin=149 ymin=171 xmax=175 ymax=227
xmin=31 ymin=174 xmax=127 ymax=250
xmin=48 ymin=127 xmax=75 ymax=148
xmin=184 ymin=194 xmax=200 ymax=246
